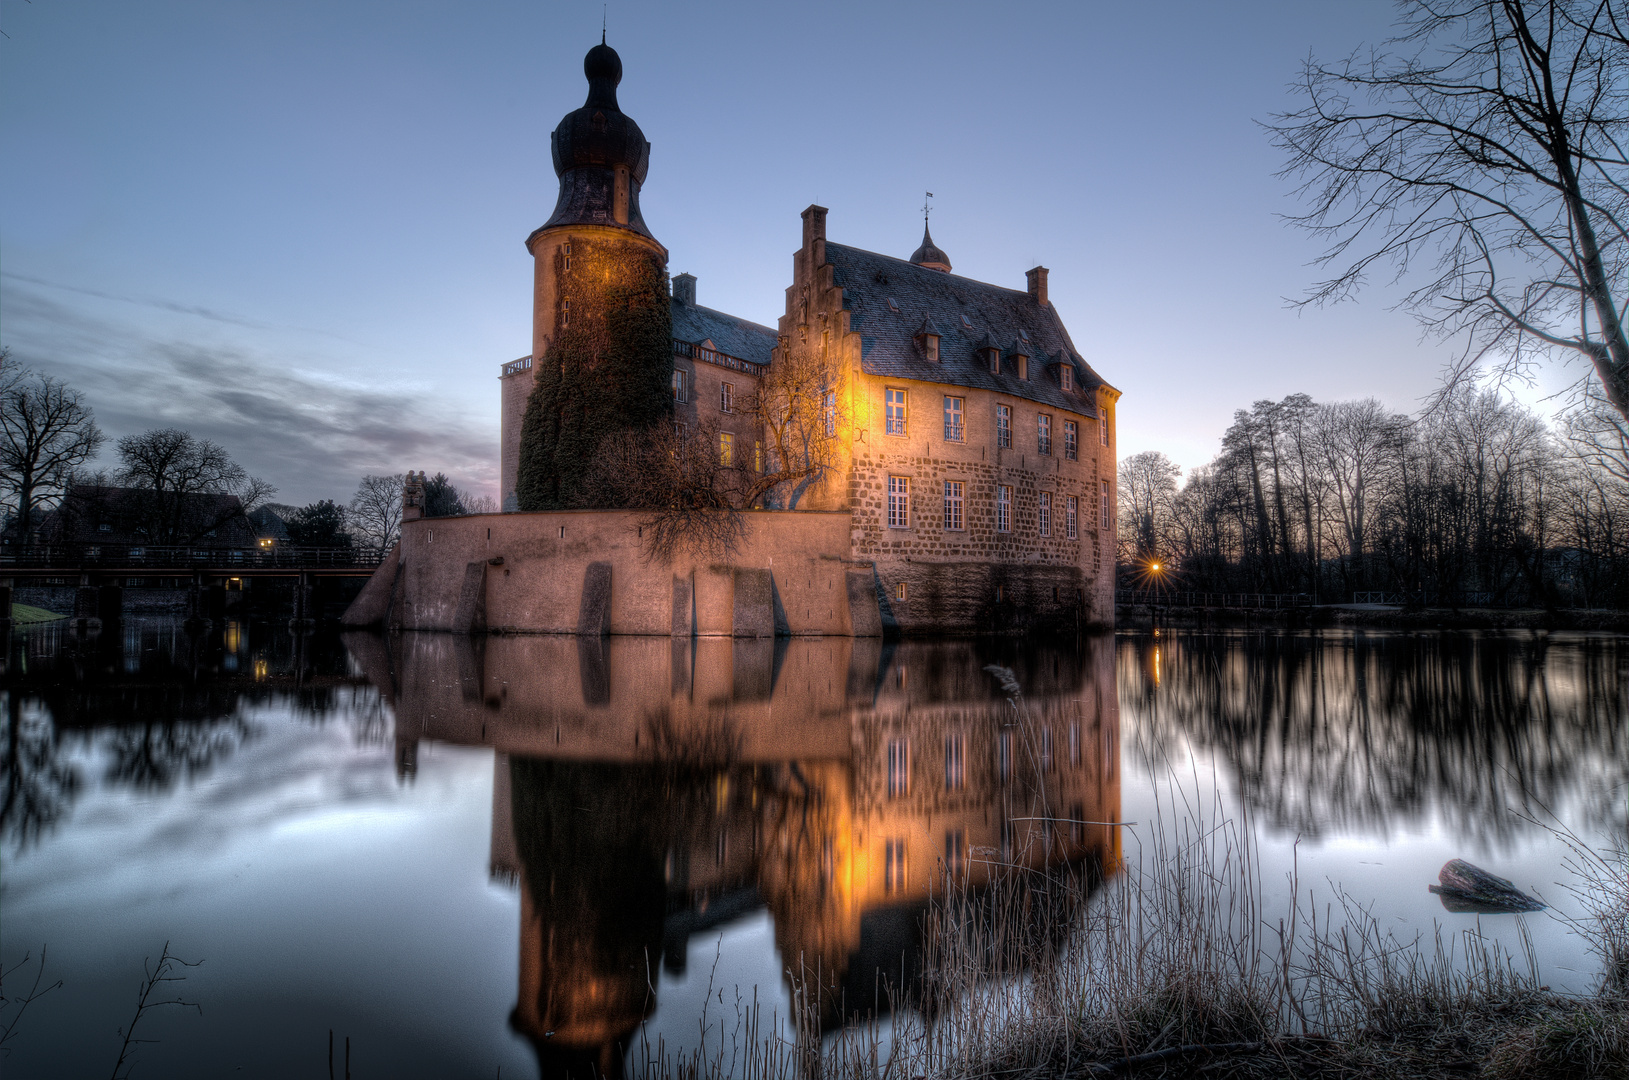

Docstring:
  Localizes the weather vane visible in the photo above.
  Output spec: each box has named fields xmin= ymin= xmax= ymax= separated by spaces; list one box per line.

xmin=602 ymin=5 xmax=607 ymax=44
xmin=922 ymin=191 xmax=934 ymax=228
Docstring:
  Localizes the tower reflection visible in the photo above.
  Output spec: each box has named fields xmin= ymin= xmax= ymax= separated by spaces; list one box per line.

xmin=348 ymin=633 xmax=1121 ymax=1078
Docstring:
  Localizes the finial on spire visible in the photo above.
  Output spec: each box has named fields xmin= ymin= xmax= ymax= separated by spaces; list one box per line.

xmin=922 ymin=191 xmax=934 ymax=229
xmin=602 ymin=5 xmax=607 ymax=44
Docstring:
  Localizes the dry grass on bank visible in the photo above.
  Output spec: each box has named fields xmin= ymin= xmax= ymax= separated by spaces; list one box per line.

xmin=635 ymin=783 xmax=1628 ymax=1080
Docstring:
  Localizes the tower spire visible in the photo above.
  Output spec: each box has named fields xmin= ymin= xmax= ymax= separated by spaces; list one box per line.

xmin=910 ymin=192 xmax=951 ymax=272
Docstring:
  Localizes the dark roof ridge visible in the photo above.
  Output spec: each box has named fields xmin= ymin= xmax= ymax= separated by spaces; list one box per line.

xmin=675 ymin=300 xmax=778 ymax=341
xmin=824 ymin=241 xmax=1031 ymax=299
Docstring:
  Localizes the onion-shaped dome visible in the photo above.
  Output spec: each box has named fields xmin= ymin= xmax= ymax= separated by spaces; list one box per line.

xmin=909 ymin=223 xmax=952 ymax=272
xmin=533 ymin=40 xmax=657 ymax=241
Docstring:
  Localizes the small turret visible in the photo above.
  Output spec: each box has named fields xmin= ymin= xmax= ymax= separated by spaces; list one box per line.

xmin=910 ymin=222 xmax=951 ymax=273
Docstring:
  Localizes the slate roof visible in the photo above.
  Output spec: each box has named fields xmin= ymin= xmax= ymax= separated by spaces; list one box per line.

xmin=671 ymin=298 xmax=778 ymax=367
xmin=826 ymin=242 xmax=1110 ymax=415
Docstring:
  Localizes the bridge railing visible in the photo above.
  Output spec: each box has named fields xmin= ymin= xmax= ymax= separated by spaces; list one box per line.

xmin=0 ymin=544 xmax=387 ymax=570
xmin=1116 ymin=590 xmax=1314 ymax=609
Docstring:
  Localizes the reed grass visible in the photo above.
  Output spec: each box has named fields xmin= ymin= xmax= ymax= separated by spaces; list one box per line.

xmin=630 ymin=691 xmax=1628 ymax=1080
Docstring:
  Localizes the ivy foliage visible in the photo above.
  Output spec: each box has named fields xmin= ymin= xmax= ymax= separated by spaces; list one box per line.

xmin=517 ymin=237 xmax=673 ymax=510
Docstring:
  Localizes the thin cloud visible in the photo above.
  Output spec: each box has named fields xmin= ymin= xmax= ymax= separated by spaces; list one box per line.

xmin=2 ymin=279 xmax=497 ymax=505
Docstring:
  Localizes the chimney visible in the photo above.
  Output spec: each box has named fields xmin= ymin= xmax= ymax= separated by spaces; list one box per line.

xmin=801 ymin=204 xmax=828 ymax=265
xmin=672 ymin=273 xmax=696 ymax=305
xmin=1026 ymin=266 xmax=1049 ymax=307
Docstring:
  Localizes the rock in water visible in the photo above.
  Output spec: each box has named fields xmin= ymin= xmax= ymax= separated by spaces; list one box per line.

xmin=1428 ymin=858 xmax=1546 ymax=913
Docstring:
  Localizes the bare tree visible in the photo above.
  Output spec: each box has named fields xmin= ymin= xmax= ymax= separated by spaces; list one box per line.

xmin=0 ymin=356 xmax=104 ymax=537
xmin=348 ymin=473 xmax=403 ymax=550
xmin=586 ymin=348 xmax=846 ymax=559
xmin=1116 ymin=451 xmax=1181 ymax=562
xmin=1275 ymin=0 xmax=1629 ymax=418
xmin=115 ymin=429 xmax=273 ymax=543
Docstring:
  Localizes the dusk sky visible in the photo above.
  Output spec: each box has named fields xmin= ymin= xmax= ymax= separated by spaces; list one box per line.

xmin=2 ymin=1 xmax=1576 ymax=506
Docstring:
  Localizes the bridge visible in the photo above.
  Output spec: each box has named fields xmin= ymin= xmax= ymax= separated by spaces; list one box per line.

xmin=1116 ymin=589 xmax=1314 ymax=610
xmin=2 ymin=543 xmax=387 ymax=625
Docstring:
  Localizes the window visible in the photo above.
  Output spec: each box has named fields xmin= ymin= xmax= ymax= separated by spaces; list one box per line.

xmin=996 ymin=404 xmax=1011 ymax=448
xmin=885 ymin=839 xmax=907 ymax=893
xmin=1038 ymin=414 xmax=1052 ymax=455
xmin=672 ymin=369 xmax=688 ymax=402
xmin=943 ymin=395 xmax=964 ymax=441
xmin=943 ymin=480 xmax=964 ymax=530
xmin=755 ymin=441 xmax=763 ymax=473
xmin=886 ymin=296 xmax=900 ymax=313
xmin=1064 ymin=420 xmax=1078 ymax=461
xmin=824 ymin=390 xmax=837 ymax=436
xmin=720 ymin=382 xmax=734 ymax=413
xmin=1067 ymin=496 xmax=1078 ymax=540
xmin=998 ymin=730 xmax=1012 ymax=781
xmin=885 ymin=388 xmax=907 ymax=436
xmin=924 ymin=334 xmax=939 ymax=362
xmin=945 ymin=734 xmax=964 ymax=791
xmin=1039 ymin=491 xmax=1051 ymax=537
xmin=674 ymin=421 xmax=688 ymax=445
xmin=945 ymin=829 xmax=966 ymax=877
xmin=887 ymin=738 xmax=910 ymax=797
xmin=1016 ymin=354 xmax=1029 ymax=380
xmin=720 ymin=431 xmax=734 ymax=466
xmin=1101 ymin=480 xmax=1112 ymax=529
xmin=561 ymin=299 xmax=570 ymax=326
xmin=562 ymin=242 xmax=572 ymax=271
xmin=1060 ymin=364 xmax=1074 ymax=391
xmin=985 ymin=346 xmax=1001 ymax=373
xmin=997 ymin=485 xmax=1011 ymax=533
xmin=1100 ymin=406 xmax=1110 ymax=446
xmin=959 ymin=313 xmax=973 ymax=330
xmin=894 ymin=581 xmax=908 ymax=602
xmin=887 ymin=475 xmax=911 ymax=528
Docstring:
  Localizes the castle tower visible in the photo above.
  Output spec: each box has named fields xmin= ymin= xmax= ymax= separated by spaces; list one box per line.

xmin=500 ymin=40 xmax=671 ymax=510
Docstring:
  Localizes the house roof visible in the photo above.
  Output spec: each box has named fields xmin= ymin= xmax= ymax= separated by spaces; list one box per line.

xmin=826 ymin=241 xmax=1113 ymax=415
xmin=39 ymin=486 xmax=257 ymax=547
xmin=671 ymin=298 xmax=778 ymax=367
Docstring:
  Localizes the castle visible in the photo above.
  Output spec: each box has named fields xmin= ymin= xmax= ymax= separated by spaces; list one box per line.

xmin=347 ymin=40 xmax=1118 ymax=636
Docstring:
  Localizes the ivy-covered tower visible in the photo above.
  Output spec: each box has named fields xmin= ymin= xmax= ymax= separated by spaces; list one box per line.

xmin=502 ymin=39 xmax=673 ymax=511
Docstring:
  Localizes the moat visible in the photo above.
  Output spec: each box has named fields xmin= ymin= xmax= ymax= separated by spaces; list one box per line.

xmin=2 ymin=621 xmax=1624 ymax=1078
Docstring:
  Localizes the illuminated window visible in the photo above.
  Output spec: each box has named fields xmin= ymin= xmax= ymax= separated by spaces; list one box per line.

xmin=1038 ymin=414 xmax=1052 ymax=455
xmin=996 ymin=405 xmax=1011 ymax=449
xmin=944 ymin=734 xmax=964 ymax=791
xmin=1039 ymin=491 xmax=1051 ymax=537
xmin=943 ymin=396 xmax=964 ymax=441
xmin=943 ymin=480 xmax=963 ymax=531
xmin=1067 ymin=496 xmax=1078 ymax=540
xmin=996 ymin=485 xmax=1011 ymax=533
xmin=720 ymin=431 xmax=734 ymax=466
xmin=944 ymin=829 xmax=965 ymax=877
xmin=885 ymin=387 xmax=907 ymax=436
xmin=721 ymin=382 xmax=734 ymax=413
xmin=894 ymin=581 xmax=908 ymax=602
xmin=1100 ymin=480 xmax=1111 ymax=530
xmin=672 ymin=369 xmax=688 ymax=402
xmin=1064 ymin=420 xmax=1078 ymax=461
xmin=884 ymin=838 xmax=907 ymax=893
xmin=755 ymin=441 xmax=763 ymax=473
xmin=887 ymin=738 xmax=910 ymax=797
xmin=1060 ymin=364 xmax=1073 ymax=391
xmin=887 ymin=475 xmax=910 ymax=528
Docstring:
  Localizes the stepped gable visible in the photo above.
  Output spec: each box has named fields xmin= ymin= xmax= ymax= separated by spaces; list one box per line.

xmin=671 ymin=299 xmax=777 ymax=366
xmin=827 ymin=241 xmax=1106 ymax=414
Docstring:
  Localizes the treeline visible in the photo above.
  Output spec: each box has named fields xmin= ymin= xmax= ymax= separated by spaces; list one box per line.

xmin=1119 ymin=386 xmax=1629 ymax=608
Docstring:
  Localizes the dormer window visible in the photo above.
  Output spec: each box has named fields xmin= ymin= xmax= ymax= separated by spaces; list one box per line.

xmin=983 ymin=347 xmax=1001 ymax=374
xmin=1015 ymin=353 xmax=1029 ymax=380
xmin=1060 ymin=364 xmax=1074 ymax=391
xmin=923 ymin=333 xmax=939 ymax=362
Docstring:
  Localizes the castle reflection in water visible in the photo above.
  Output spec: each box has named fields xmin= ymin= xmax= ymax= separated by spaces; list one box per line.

xmin=346 ymin=632 xmax=1122 ymax=1078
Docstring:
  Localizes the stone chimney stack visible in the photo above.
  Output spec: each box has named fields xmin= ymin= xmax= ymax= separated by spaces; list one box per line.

xmin=402 ymin=470 xmax=425 ymax=523
xmin=802 ymin=204 xmax=828 ymax=264
xmin=1026 ymin=266 xmax=1049 ymax=307
xmin=672 ymin=272 xmax=696 ymax=305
